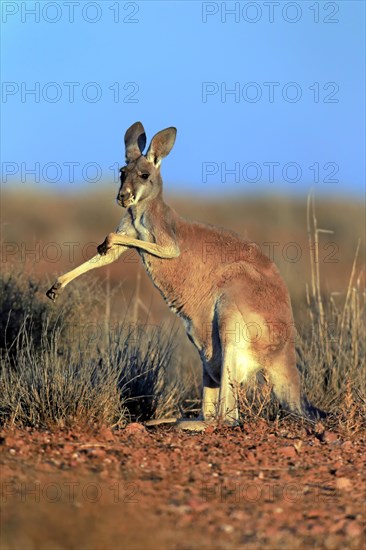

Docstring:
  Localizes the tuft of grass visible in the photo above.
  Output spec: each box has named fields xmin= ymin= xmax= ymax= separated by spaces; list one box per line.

xmin=237 ymin=374 xmax=279 ymax=422
xmin=1 ymin=318 xmax=128 ymax=429
xmin=0 ymin=269 xmax=188 ymax=429
xmin=105 ymin=323 xmax=186 ymax=421
xmin=296 ymin=195 xmax=365 ymax=432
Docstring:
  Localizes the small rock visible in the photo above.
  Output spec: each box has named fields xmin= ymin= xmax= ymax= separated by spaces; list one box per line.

xmin=98 ymin=427 xmax=115 ymax=441
xmin=307 ymin=508 xmax=324 ymax=518
xmin=204 ymin=425 xmax=216 ymax=435
xmin=245 ymin=450 xmax=256 ymax=464
xmin=323 ymin=431 xmax=339 ymax=444
xmin=310 ymin=524 xmax=326 ymax=535
xmin=187 ymin=498 xmax=208 ymax=512
xmin=330 ymin=460 xmax=343 ymax=471
xmin=335 ymin=477 xmax=352 ymax=491
xmin=324 ymin=534 xmax=342 ymax=549
xmin=278 ymin=446 xmax=297 ymax=458
xmin=294 ymin=440 xmax=303 ymax=453
xmin=125 ymin=423 xmax=147 ymax=435
xmin=171 ymin=504 xmax=190 ymax=515
xmin=346 ymin=521 xmax=363 ymax=538
xmin=86 ymin=448 xmax=106 ymax=458
xmin=221 ymin=524 xmax=234 ymax=533
xmin=230 ymin=511 xmax=250 ymax=521
xmin=329 ymin=519 xmax=346 ymax=533
xmin=264 ymin=525 xmax=279 ymax=537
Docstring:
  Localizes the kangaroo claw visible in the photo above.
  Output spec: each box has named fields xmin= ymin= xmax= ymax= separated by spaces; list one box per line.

xmin=46 ymin=281 xmax=63 ymax=302
xmin=97 ymin=242 xmax=107 ymax=255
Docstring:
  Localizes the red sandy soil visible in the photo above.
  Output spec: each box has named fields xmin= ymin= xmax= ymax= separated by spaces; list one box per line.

xmin=1 ymin=421 xmax=365 ymax=550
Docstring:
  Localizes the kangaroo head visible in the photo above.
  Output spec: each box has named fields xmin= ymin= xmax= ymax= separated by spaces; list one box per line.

xmin=117 ymin=122 xmax=177 ymax=208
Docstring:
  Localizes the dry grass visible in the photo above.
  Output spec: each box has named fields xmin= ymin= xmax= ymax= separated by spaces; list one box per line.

xmin=0 ymin=270 xmax=192 ymax=429
xmin=296 ymin=194 xmax=365 ymax=432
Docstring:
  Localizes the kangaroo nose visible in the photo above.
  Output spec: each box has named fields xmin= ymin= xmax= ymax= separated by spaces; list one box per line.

xmin=119 ymin=187 xmax=132 ymax=200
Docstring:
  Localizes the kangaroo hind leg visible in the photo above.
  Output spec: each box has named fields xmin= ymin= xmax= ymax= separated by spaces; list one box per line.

xmin=217 ymin=303 xmax=262 ymax=425
xmin=267 ymin=344 xmax=306 ymax=417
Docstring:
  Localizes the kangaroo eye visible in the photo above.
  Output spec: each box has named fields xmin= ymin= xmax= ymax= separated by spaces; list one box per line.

xmin=140 ymin=173 xmax=149 ymax=180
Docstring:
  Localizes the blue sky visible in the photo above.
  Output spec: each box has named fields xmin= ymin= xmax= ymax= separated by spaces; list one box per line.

xmin=1 ymin=0 xmax=365 ymax=197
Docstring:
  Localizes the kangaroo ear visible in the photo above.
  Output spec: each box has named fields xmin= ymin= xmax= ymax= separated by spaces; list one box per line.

xmin=124 ymin=122 xmax=146 ymax=162
xmin=146 ymin=127 xmax=177 ymax=167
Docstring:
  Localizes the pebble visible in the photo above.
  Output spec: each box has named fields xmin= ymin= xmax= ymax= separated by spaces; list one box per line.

xmin=221 ymin=524 xmax=234 ymax=533
xmin=341 ymin=440 xmax=353 ymax=451
xmin=125 ymin=423 xmax=147 ymax=435
xmin=278 ymin=446 xmax=297 ymax=458
xmin=346 ymin=521 xmax=363 ymax=538
xmin=335 ymin=477 xmax=352 ymax=491
xmin=323 ymin=431 xmax=339 ymax=444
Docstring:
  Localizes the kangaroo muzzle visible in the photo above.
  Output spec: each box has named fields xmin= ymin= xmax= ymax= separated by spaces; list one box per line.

xmin=118 ymin=188 xmax=135 ymax=208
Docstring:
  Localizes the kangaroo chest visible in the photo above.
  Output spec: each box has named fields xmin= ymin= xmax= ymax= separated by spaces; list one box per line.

xmin=139 ymin=249 xmax=205 ymax=352
xmin=132 ymin=212 xmax=183 ymax=308
xmin=133 ymin=212 xmax=153 ymax=243
xmin=131 ymin=209 xmax=214 ymax=351
xmin=138 ymin=250 xmax=181 ymax=308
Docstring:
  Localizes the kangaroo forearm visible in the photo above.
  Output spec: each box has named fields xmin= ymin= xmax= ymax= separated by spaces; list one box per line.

xmin=46 ymin=244 xmax=129 ymax=302
xmin=111 ymin=235 xmax=179 ymax=259
xmin=59 ymin=246 xmax=128 ymax=286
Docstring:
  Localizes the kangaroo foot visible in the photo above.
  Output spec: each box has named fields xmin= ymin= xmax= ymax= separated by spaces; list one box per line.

xmin=175 ymin=419 xmax=211 ymax=432
xmin=145 ymin=418 xmax=179 ymax=427
xmin=145 ymin=418 xmax=210 ymax=432
xmin=304 ymin=404 xmax=327 ymax=421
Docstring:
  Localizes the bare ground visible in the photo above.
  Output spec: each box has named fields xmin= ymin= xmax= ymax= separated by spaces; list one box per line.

xmin=1 ymin=421 xmax=365 ymax=550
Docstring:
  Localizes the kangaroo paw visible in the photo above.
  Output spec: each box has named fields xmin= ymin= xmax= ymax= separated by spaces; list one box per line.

xmin=46 ymin=281 xmax=63 ymax=302
xmin=97 ymin=234 xmax=113 ymax=256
